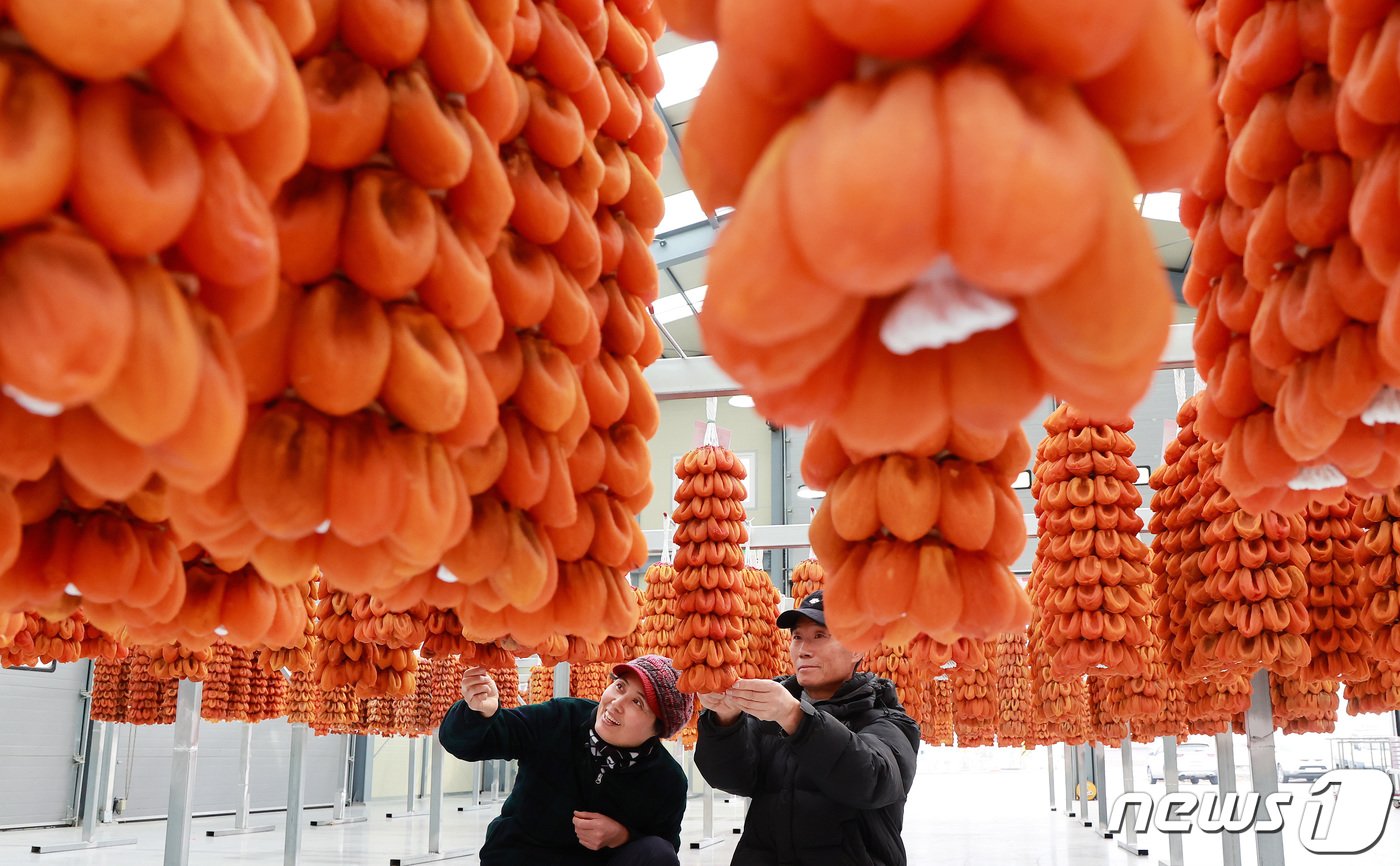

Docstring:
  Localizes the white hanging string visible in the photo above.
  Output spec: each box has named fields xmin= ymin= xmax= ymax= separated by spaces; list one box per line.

xmin=703 ymin=396 xmax=719 ymax=446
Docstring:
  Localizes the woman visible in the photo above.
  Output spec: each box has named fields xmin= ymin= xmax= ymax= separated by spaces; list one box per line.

xmin=439 ymin=655 xmax=694 ymax=865
xmin=695 ymin=590 xmax=922 ymax=866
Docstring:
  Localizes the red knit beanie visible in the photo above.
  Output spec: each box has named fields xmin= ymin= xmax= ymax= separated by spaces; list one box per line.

xmin=612 ymin=655 xmax=695 ymax=739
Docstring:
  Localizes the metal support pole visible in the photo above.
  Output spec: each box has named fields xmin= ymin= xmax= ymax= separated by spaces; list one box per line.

xmin=284 ymin=723 xmax=308 ymax=866
xmin=418 ymin=737 xmax=429 ymax=801
xmin=99 ymin=722 xmax=120 ymax=823
xmin=1047 ymin=746 xmax=1058 ymax=812
xmin=1245 ymin=669 xmax=1285 ymax=866
xmin=392 ymin=734 xmax=473 ymax=865
xmin=207 ymin=723 xmax=275 ymax=836
xmin=311 ymin=734 xmax=365 ymax=827
xmin=687 ymin=782 xmax=724 ymax=850
xmin=553 ymin=663 xmax=571 ymax=698
xmin=457 ymin=760 xmax=489 ymax=812
xmin=1216 ymin=732 xmax=1243 ymax=866
xmin=1078 ymin=745 xmax=1092 ymax=828
xmin=429 ymin=739 xmax=442 ymax=850
xmin=1093 ymin=744 xmax=1113 ymax=838
xmin=1159 ymin=737 xmax=1184 ymax=866
xmin=1117 ymin=738 xmax=1148 ymax=856
xmin=163 ymin=679 xmax=203 ymax=866
xmin=1063 ymin=744 xmax=1077 ymax=818
xmin=387 ymin=737 xmax=427 ymax=819
xmin=32 ymin=721 xmax=137 ymax=854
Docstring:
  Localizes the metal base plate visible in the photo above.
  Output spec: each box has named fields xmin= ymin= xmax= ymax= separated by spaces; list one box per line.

xmin=386 ymin=810 xmax=427 ymax=820
xmin=311 ymin=816 xmax=368 ymax=827
xmin=1118 ymin=842 xmax=1149 ymax=857
xmin=390 ymin=848 xmax=476 ymax=865
xmin=689 ymin=837 xmax=726 ymax=850
xmin=206 ymin=825 xmax=276 ymax=837
xmin=32 ymin=838 xmax=137 ymax=854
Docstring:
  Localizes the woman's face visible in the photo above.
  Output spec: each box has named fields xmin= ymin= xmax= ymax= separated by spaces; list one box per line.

xmin=790 ymin=620 xmax=862 ymax=700
xmin=594 ymin=670 xmax=659 ymax=748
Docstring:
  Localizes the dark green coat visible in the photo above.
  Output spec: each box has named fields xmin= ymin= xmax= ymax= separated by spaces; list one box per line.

xmin=439 ymin=697 xmax=688 ymax=865
xmin=695 ymin=673 xmax=921 ymax=866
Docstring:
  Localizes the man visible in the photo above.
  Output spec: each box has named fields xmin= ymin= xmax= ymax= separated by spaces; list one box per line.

xmin=440 ymin=656 xmax=694 ymax=865
xmin=696 ymin=590 xmax=921 ymax=865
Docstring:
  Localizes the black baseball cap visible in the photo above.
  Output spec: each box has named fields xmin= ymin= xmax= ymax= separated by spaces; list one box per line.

xmin=776 ymin=590 xmax=827 ymax=629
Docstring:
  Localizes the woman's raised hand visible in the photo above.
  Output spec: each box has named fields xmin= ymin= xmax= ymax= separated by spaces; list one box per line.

xmin=460 ymin=666 xmax=500 ymax=718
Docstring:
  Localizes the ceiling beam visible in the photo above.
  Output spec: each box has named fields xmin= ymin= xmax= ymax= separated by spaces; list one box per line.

xmin=642 ymin=354 xmax=742 ymax=399
xmin=649 ymin=217 xmax=719 ymax=269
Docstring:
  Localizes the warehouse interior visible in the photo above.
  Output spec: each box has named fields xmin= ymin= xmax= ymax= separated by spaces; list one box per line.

xmin=2 ymin=1 xmax=1400 ymax=865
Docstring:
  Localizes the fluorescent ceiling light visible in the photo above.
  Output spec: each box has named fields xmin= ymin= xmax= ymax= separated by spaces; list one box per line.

xmin=728 ymin=395 xmax=755 ymax=408
xmin=656 ymin=190 xmax=709 ymax=235
xmin=657 ymin=41 xmax=717 ymax=108
xmin=796 ymin=485 xmax=826 ymax=500
xmin=1135 ymin=192 xmax=1183 ymax=223
xmin=653 ymin=285 xmax=707 ymax=324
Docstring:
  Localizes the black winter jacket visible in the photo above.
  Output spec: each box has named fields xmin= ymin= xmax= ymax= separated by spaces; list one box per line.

xmin=695 ymin=673 xmax=921 ymax=866
xmin=439 ymin=697 xmax=688 ymax=865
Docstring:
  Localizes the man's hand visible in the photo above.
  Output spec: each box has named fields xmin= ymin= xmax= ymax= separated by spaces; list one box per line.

xmin=572 ymin=811 xmax=629 ymax=850
xmin=725 ymin=679 xmax=804 ymax=735
xmin=460 ymin=666 xmax=500 ymax=718
xmin=697 ymin=691 xmax=742 ymax=726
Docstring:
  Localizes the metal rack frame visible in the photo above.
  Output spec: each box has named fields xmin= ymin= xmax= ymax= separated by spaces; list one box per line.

xmin=391 ymin=734 xmax=474 ymax=866
xmin=163 ymin=680 xmax=203 ymax=866
xmin=310 ymin=734 xmax=366 ymax=827
xmin=1215 ymin=732 xmax=1243 ymax=866
xmin=386 ymin=737 xmax=429 ymax=820
xmin=284 ymin=722 xmax=309 ymax=866
xmin=1117 ymin=738 xmax=1148 ymax=857
xmin=205 ymin=723 xmax=275 ymax=837
xmin=30 ymin=720 xmax=137 ymax=855
xmin=1158 ymin=737 xmax=1183 ymax=866
xmin=1244 ymin=669 xmax=1284 ymax=866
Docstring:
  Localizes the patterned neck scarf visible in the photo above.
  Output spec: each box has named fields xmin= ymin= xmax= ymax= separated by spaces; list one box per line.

xmin=586 ymin=726 xmax=649 ymax=785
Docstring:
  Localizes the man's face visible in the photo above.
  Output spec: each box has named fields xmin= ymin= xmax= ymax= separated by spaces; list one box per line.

xmin=790 ymin=620 xmax=861 ymax=697
xmin=595 ymin=670 xmax=659 ymax=747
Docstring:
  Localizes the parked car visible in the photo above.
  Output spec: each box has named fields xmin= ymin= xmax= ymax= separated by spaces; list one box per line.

xmin=1279 ymin=756 xmax=1330 ymax=783
xmin=1147 ymin=742 xmax=1219 ymax=785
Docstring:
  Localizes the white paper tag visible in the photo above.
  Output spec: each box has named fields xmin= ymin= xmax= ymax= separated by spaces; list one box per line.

xmin=1361 ymin=386 xmax=1400 ymax=426
xmin=2 ymin=384 xmax=63 ymax=417
xmin=1288 ymin=464 xmax=1347 ymax=491
xmin=878 ymin=256 xmax=1017 ymax=355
